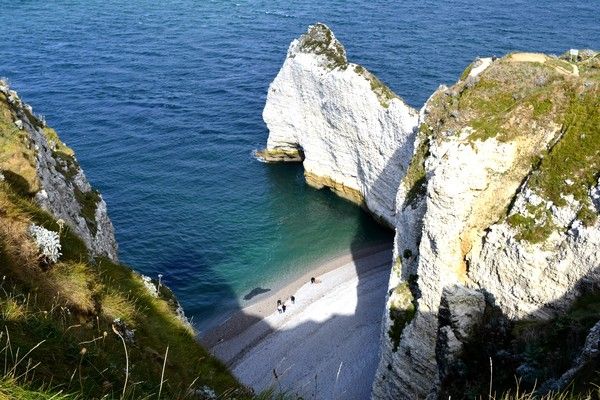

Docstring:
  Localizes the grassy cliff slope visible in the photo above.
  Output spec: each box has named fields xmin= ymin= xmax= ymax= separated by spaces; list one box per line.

xmin=0 ymin=83 xmax=247 ymax=399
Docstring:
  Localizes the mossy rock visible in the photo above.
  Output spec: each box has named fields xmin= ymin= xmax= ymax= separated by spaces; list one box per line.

xmin=402 ymin=124 xmax=430 ymax=209
xmin=388 ymin=282 xmax=416 ymax=352
xmin=298 ymin=23 xmax=348 ymax=70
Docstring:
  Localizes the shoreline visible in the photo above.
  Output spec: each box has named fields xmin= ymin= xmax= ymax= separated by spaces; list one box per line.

xmin=205 ymin=243 xmax=393 ymax=398
xmin=200 ymin=242 xmax=392 ymax=349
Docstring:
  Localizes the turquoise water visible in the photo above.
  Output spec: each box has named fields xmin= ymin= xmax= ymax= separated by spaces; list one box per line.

xmin=0 ymin=1 xmax=598 ymax=331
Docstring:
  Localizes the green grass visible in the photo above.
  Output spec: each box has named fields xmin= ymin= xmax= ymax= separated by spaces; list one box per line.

xmin=1 ymin=183 xmax=89 ymax=261
xmin=498 ymin=385 xmax=600 ymax=400
xmin=545 ymin=58 xmax=576 ymax=74
xmin=578 ymin=54 xmax=600 ymax=82
xmin=367 ymin=73 xmax=398 ymax=108
xmin=441 ymin=289 xmax=600 ymax=399
xmin=460 ymin=82 xmax=517 ymax=141
xmin=508 ymin=84 xmax=600 ymax=242
xmin=419 ymin=54 xmax=599 ymax=243
xmin=0 ymin=83 xmax=248 ymax=399
xmin=0 ymin=378 xmax=79 ymax=399
xmin=460 ymin=62 xmax=474 ymax=81
xmin=531 ymin=97 xmax=553 ymax=118
xmin=254 ymin=387 xmax=305 ymax=400
xmin=528 ymin=86 xmax=600 ymax=208
xmin=352 ymin=63 xmax=399 ymax=108
xmin=0 ymin=93 xmax=39 ymax=194
xmin=41 ymin=127 xmax=74 ymax=158
xmin=428 ymin=58 xmax=571 ymax=143
xmin=0 ymin=180 xmax=247 ymax=399
xmin=43 ymin=127 xmax=80 ymax=181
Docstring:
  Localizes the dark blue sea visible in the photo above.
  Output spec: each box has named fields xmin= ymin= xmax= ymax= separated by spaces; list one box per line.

xmin=0 ymin=0 xmax=598 ymax=332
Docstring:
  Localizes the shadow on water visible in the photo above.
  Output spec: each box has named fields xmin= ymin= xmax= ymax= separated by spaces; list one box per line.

xmin=198 ymin=149 xmax=600 ymax=400
xmin=199 ymin=153 xmax=403 ymax=399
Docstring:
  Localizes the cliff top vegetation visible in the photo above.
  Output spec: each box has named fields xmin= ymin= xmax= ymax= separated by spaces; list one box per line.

xmin=416 ymin=50 xmax=600 ymax=243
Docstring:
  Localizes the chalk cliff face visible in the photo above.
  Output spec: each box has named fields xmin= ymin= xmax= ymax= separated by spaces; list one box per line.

xmin=0 ymin=80 xmax=118 ymax=260
xmin=375 ymin=52 xmax=600 ymax=398
xmin=259 ymin=23 xmax=419 ymax=226
xmin=261 ymin=25 xmax=600 ymax=399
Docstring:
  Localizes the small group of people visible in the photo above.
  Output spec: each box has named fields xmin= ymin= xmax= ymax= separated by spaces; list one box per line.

xmin=276 ymin=295 xmax=295 ymax=313
xmin=276 ymin=276 xmax=321 ymax=313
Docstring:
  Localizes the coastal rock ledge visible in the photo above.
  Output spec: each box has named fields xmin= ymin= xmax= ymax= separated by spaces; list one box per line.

xmin=261 ymin=24 xmax=600 ymax=400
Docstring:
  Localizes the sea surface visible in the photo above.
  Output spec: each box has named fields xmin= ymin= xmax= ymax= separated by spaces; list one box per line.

xmin=0 ymin=1 xmax=598 ymax=331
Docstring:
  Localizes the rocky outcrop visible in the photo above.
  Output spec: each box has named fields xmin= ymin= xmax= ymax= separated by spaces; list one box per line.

xmin=0 ymin=80 xmax=118 ymax=260
xmin=260 ymin=30 xmax=600 ymax=398
xmin=259 ymin=23 xmax=419 ymax=225
xmin=374 ymin=53 xmax=600 ymax=398
xmin=541 ymin=319 xmax=600 ymax=393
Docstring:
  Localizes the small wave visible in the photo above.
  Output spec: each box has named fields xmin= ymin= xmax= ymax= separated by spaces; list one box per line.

xmin=252 ymin=149 xmax=268 ymax=163
xmin=264 ymin=10 xmax=294 ymax=18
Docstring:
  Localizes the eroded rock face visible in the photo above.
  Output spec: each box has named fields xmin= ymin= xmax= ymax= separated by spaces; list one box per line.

xmin=261 ymin=29 xmax=600 ymax=398
xmin=374 ymin=53 xmax=600 ymax=398
xmin=0 ymin=80 xmax=118 ymax=260
xmin=260 ymin=23 xmax=419 ymax=226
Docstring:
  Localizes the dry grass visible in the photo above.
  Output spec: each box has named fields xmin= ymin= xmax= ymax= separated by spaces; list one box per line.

xmin=47 ymin=262 xmax=96 ymax=315
xmin=0 ymin=93 xmax=39 ymax=194
xmin=0 ymin=193 xmax=39 ymax=272
xmin=100 ymin=289 xmax=138 ymax=326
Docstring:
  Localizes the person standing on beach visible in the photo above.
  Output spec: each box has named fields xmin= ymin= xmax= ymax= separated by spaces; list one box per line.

xmin=282 ymin=304 xmax=287 ymax=313
xmin=290 ymin=295 xmax=295 ymax=304
xmin=277 ymin=304 xmax=283 ymax=313
xmin=310 ymin=277 xmax=315 ymax=284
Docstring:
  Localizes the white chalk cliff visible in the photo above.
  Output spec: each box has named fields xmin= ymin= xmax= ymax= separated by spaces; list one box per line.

xmin=260 ymin=23 xmax=419 ymax=226
xmin=261 ymin=25 xmax=600 ymax=399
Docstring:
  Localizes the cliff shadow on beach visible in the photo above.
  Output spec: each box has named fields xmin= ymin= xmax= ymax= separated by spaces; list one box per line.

xmin=199 ymin=150 xmax=407 ymax=399
xmin=198 ymin=143 xmax=600 ymax=400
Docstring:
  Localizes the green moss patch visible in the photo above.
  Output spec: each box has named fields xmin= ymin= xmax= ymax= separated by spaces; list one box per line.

xmin=388 ymin=282 xmax=416 ymax=352
xmin=298 ymin=23 xmax=348 ymax=70
xmin=53 ymin=150 xmax=79 ymax=181
xmin=402 ymin=124 xmax=430 ymax=208
xmin=507 ymin=206 xmax=556 ymax=244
